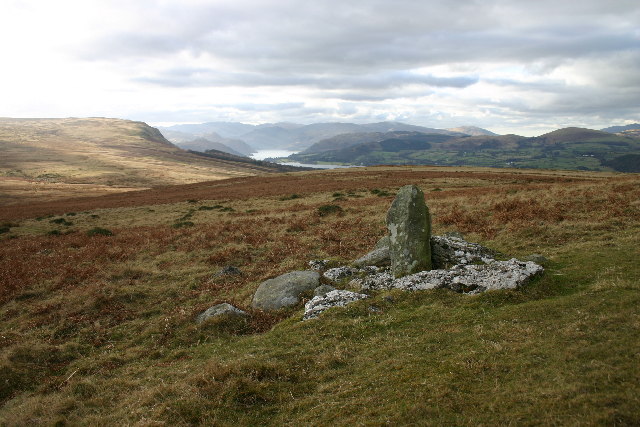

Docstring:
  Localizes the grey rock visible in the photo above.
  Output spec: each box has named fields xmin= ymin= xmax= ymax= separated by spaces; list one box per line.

xmin=323 ymin=267 xmax=358 ymax=283
xmin=303 ymin=290 xmax=369 ymax=320
xmin=375 ymin=235 xmax=391 ymax=249
xmin=443 ymin=231 xmax=465 ymax=239
xmin=387 ymin=185 xmax=432 ymax=277
xmin=252 ymin=270 xmax=320 ymax=311
xmin=308 ymin=259 xmax=330 ymax=271
xmin=431 ymin=235 xmax=496 ymax=268
xmin=314 ymin=284 xmax=336 ymax=297
xmin=356 ymin=259 xmax=543 ymax=293
xmin=196 ymin=303 xmax=248 ymax=323
xmin=216 ymin=266 xmax=243 ymax=276
xmin=523 ymin=254 xmax=549 ymax=265
xmin=353 ymin=246 xmax=390 ymax=267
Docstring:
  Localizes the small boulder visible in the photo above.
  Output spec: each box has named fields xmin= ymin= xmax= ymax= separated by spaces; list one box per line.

xmin=387 ymin=185 xmax=432 ymax=277
xmin=308 ymin=259 xmax=330 ymax=271
xmin=323 ymin=266 xmax=358 ymax=283
xmin=303 ymin=290 xmax=369 ymax=320
xmin=252 ymin=271 xmax=320 ymax=311
xmin=313 ymin=284 xmax=336 ymax=297
xmin=196 ymin=303 xmax=248 ymax=323
xmin=216 ymin=266 xmax=243 ymax=276
xmin=353 ymin=246 xmax=390 ymax=268
xmin=522 ymin=254 xmax=549 ymax=265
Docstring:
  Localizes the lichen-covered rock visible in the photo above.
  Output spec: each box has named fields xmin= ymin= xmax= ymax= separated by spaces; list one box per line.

xmin=313 ymin=284 xmax=336 ymax=297
xmin=375 ymin=235 xmax=391 ymax=249
xmin=303 ymin=290 xmax=369 ymax=320
xmin=387 ymin=185 xmax=432 ymax=277
xmin=308 ymin=259 xmax=331 ymax=271
xmin=323 ymin=267 xmax=359 ymax=283
xmin=196 ymin=303 xmax=248 ymax=323
xmin=353 ymin=246 xmax=390 ymax=267
xmin=356 ymin=259 xmax=543 ymax=293
xmin=252 ymin=271 xmax=320 ymax=311
xmin=431 ymin=235 xmax=496 ymax=268
xmin=216 ymin=266 xmax=243 ymax=276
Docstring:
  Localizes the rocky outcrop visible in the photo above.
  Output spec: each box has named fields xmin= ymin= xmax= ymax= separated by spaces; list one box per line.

xmin=303 ymin=290 xmax=369 ymax=320
xmin=431 ymin=234 xmax=497 ymax=268
xmin=252 ymin=271 xmax=320 ymax=311
xmin=354 ymin=259 xmax=543 ymax=293
xmin=196 ymin=303 xmax=248 ymax=323
xmin=387 ymin=185 xmax=432 ymax=277
xmin=313 ymin=284 xmax=336 ymax=297
xmin=323 ymin=267 xmax=359 ymax=283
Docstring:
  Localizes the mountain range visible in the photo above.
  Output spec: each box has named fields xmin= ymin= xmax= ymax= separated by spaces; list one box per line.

xmin=158 ymin=121 xmax=473 ymax=154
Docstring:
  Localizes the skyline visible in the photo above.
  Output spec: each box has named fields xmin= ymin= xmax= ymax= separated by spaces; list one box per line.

xmin=1 ymin=0 xmax=639 ymax=136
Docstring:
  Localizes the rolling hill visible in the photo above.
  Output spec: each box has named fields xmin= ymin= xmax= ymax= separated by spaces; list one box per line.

xmin=0 ymin=118 xmax=297 ymax=205
xmin=287 ymin=127 xmax=640 ymax=172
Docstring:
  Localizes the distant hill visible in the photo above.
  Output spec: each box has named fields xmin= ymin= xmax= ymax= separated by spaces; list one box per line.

xmin=302 ymin=131 xmax=429 ymax=154
xmin=288 ymin=127 xmax=640 ymax=172
xmin=0 ymin=118 xmax=297 ymax=204
xmin=601 ymin=123 xmax=640 ymax=133
xmin=160 ymin=121 xmax=462 ymax=151
xmin=176 ymin=137 xmax=246 ymax=157
xmin=616 ymin=129 xmax=640 ymax=139
xmin=446 ymin=126 xmax=497 ymax=136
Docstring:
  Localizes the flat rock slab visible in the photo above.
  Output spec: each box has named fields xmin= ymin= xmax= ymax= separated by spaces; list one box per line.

xmin=303 ymin=290 xmax=369 ymax=320
xmin=387 ymin=185 xmax=432 ymax=277
xmin=356 ymin=259 xmax=544 ymax=293
xmin=431 ymin=235 xmax=496 ymax=268
xmin=197 ymin=303 xmax=248 ymax=323
xmin=252 ymin=270 xmax=320 ymax=311
xmin=353 ymin=246 xmax=390 ymax=268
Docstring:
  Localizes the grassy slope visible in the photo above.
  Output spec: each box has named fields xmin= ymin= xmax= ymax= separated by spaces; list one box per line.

xmin=290 ymin=128 xmax=640 ymax=172
xmin=0 ymin=166 xmax=638 ymax=425
xmin=0 ymin=118 xmax=290 ymax=205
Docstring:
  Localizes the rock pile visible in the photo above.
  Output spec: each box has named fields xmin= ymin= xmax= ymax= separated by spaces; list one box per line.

xmin=199 ymin=184 xmax=545 ymax=324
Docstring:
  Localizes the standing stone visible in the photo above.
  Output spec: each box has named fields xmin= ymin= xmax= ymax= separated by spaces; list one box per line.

xmin=386 ymin=185 xmax=432 ymax=277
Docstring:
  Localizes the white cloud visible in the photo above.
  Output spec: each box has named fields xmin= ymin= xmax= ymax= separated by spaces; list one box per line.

xmin=0 ymin=0 xmax=638 ymax=135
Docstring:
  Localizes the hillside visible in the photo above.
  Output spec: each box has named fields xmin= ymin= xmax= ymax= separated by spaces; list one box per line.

xmin=160 ymin=121 xmax=463 ymax=151
xmin=288 ymin=127 xmax=640 ymax=172
xmin=446 ymin=126 xmax=497 ymax=136
xmin=0 ymin=166 xmax=638 ymax=425
xmin=177 ymin=137 xmax=246 ymax=157
xmin=0 ymin=118 xmax=291 ymax=205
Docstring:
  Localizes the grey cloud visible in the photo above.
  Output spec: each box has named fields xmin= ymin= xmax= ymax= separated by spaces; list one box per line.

xmin=78 ymin=0 xmax=639 ymax=130
xmin=134 ymin=68 xmax=478 ymax=91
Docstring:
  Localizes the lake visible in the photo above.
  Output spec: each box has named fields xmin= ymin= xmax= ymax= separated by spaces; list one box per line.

xmin=250 ymin=150 xmax=357 ymax=169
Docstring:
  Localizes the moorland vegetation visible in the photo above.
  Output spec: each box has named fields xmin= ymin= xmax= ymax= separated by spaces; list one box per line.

xmin=1 ymin=166 xmax=638 ymax=425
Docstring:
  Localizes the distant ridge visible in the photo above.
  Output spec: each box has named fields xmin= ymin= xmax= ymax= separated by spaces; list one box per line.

xmin=159 ymin=121 xmax=462 ymax=152
xmin=446 ymin=126 xmax=497 ymax=136
xmin=601 ymin=123 xmax=640 ymax=133
xmin=287 ymin=126 xmax=640 ymax=172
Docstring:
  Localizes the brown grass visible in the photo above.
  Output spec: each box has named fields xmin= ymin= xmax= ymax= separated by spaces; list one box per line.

xmin=0 ymin=165 xmax=638 ymax=424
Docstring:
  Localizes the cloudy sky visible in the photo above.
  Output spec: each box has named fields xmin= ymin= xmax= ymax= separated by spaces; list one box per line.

xmin=1 ymin=0 xmax=638 ymax=135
